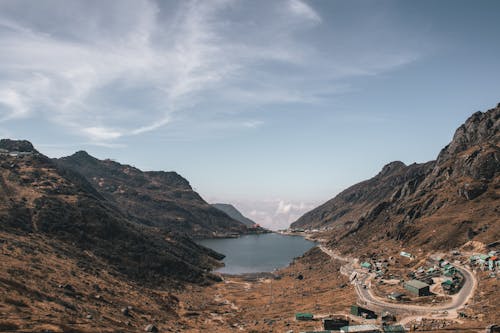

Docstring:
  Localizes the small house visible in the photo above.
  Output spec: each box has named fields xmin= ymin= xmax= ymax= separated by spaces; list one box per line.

xmin=340 ymin=324 xmax=380 ymax=333
xmin=479 ymin=254 xmax=490 ymax=264
xmin=382 ymin=325 xmax=405 ymax=333
xmin=296 ymin=313 xmax=314 ymax=321
xmin=387 ymin=292 xmax=404 ymax=301
xmin=400 ymin=251 xmax=413 ymax=259
xmin=350 ymin=305 xmax=377 ymax=319
xmin=441 ymin=280 xmax=454 ymax=292
xmin=404 ymin=280 xmax=430 ymax=296
xmin=381 ymin=311 xmax=396 ymax=323
xmin=361 ymin=262 xmax=372 ymax=270
xmin=324 ymin=318 xmax=349 ymax=330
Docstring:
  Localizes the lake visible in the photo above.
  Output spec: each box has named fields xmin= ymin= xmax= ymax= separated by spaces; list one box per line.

xmin=197 ymin=233 xmax=316 ymax=274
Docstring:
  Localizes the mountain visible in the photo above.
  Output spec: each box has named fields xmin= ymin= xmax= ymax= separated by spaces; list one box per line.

xmin=291 ymin=103 xmax=500 ymax=253
xmin=56 ymin=152 xmax=247 ymax=238
xmin=0 ymin=139 xmax=224 ymax=286
xmin=212 ymin=203 xmax=256 ymax=227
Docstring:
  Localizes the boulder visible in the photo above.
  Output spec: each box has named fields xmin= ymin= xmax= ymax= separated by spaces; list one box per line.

xmin=145 ymin=324 xmax=159 ymax=332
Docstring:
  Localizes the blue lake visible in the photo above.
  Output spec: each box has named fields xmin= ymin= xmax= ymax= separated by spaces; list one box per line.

xmin=197 ymin=233 xmax=316 ymax=274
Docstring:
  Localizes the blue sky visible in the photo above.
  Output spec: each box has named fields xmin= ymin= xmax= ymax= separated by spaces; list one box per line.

xmin=0 ymin=0 xmax=499 ymax=229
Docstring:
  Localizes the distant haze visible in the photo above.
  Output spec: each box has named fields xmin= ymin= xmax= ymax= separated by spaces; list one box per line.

xmin=0 ymin=1 xmax=499 ymax=229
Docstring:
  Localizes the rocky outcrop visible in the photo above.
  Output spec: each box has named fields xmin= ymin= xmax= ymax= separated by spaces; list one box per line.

xmin=437 ymin=104 xmax=499 ymax=163
xmin=0 ymin=139 xmax=37 ymax=152
xmin=292 ymin=104 xmax=500 ymax=252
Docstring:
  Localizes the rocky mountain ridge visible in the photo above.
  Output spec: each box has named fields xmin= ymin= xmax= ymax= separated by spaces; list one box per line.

xmin=292 ymin=103 xmax=500 ymax=252
xmin=0 ymin=140 xmax=225 ymax=286
xmin=56 ymin=151 xmax=247 ymax=238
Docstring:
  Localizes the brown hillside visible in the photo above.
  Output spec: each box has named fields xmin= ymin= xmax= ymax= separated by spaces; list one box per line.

xmin=0 ymin=141 xmax=224 ymax=286
xmin=292 ymin=104 xmax=500 ymax=253
xmin=56 ymin=151 xmax=247 ymax=238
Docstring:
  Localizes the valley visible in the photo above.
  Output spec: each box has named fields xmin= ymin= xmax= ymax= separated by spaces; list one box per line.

xmin=1 ymin=2 xmax=499 ymax=332
xmin=0 ymin=103 xmax=498 ymax=332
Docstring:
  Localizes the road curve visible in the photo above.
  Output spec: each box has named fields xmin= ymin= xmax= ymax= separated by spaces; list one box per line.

xmin=319 ymin=245 xmax=478 ymax=321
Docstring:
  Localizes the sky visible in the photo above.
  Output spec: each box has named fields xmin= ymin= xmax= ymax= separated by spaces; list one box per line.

xmin=1 ymin=0 xmax=499 ymax=230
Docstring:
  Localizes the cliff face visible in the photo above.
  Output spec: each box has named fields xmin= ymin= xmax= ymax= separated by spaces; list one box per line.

xmin=292 ymin=104 xmax=500 ymax=252
xmin=0 ymin=141 xmax=224 ymax=286
xmin=56 ymin=152 xmax=247 ymax=238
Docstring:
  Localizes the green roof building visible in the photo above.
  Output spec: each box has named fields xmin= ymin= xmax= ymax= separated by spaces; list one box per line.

xmin=382 ymin=325 xmax=405 ymax=333
xmin=361 ymin=262 xmax=372 ymax=269
xmin=404 ymin=280 xmax=430 ymax=296
xmin=296 ymin=313 xmax=314 ymax=321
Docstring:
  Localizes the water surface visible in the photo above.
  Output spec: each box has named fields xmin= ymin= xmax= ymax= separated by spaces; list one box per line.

xmin=198 ymin=233 xmax=316 ymax=274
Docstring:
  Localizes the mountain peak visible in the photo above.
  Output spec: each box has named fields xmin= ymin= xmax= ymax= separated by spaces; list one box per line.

xmin=438 ymin=104 xmax=499 ymax=162
xmin=377 ymin=161 xmax=406 ymax=177
xmin=71 ymin=150 xmax=96 ymax=160
xmin=0 ymin=139 xmax=37 ymax=153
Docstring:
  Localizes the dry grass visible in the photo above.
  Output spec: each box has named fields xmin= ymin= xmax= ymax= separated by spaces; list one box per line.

xmin=0 ymin=231 xmax=180 ymax=333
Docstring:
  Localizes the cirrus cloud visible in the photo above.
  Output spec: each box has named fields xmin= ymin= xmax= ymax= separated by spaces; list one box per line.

xmin=0 ymin=0 xmax=424 ymax=146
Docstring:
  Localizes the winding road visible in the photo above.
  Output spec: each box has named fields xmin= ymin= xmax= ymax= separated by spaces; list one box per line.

xmin=319 ymin=245 xmax=478 ymax=324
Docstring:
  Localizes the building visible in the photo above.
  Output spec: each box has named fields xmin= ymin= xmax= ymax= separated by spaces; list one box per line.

xmin=443 ymin=264 xmax=456 ymax=276
xmin=400 ymin=251 xmax=413 ymax=259
xmin=382 ymin=325 xmax=405 ymax=333
xmin=404 ymin=280 xmax=430 ymax=296
xmin=441 ymin=279 xmax=454 ymax=292
xmin=361 ymin=262 xmax=372 ymax=270
xmin=350 ymin=305 xmax=377 ymax=319
xmin=381 ymin=311 xmax=396 ymax=323
xmin=296 ymin=313 xmax=314 ymax=321
xmin=340 ymin=324 xmax=380 ymax=333
xmin=387 ymin=292 xmax=404 ymax=301
xmin=324 ymin=318 xmax=349 ymax=330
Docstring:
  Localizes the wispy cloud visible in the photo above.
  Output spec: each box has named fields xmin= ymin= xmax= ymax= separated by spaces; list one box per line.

xmin=288 ymin=0 xmax=321 ymax=23
xmin=0 ymin=0 xmax=425 ymax=145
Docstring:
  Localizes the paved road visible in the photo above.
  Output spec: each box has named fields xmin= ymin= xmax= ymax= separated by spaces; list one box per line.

xmin=319 ymin=245 xmax=478 ymax=323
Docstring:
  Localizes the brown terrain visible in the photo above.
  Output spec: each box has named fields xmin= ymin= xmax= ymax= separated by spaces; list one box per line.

xmin=56 ymin=151 xmax=247 ymax=238
xmin=0 ymin=104 xmax=499 ymax=333
xmin=292 ymin=104 xmax=500 ymax=255
xmin=0 ymin=139 xmax=232 ymax=332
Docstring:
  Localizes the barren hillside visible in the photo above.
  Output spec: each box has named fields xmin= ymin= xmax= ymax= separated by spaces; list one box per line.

xmin=292 ymin=104 xmax=500 ymax=253
xmin=56 ymin=151 xmax=247 ymax=238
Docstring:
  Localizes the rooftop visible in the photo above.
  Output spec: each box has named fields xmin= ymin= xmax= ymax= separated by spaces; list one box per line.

xmin=405 ymin=279 xmax=429 ymax=289
xmin=382 ymin=325 xmax=405 ymax=332
xmin=341 ymin=324 xmax=380 ymax=332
